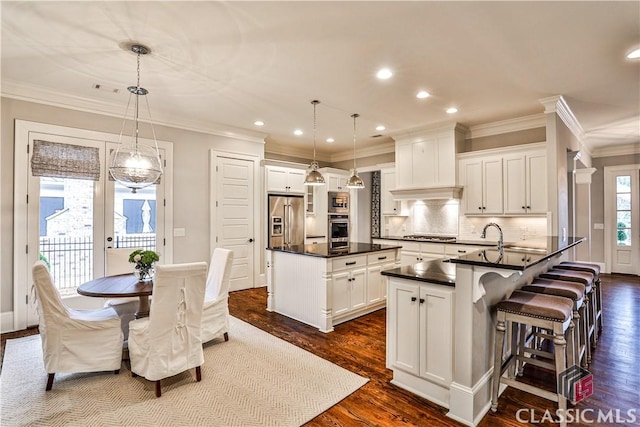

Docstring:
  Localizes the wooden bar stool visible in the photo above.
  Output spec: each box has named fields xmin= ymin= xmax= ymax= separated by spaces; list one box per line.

xmin=555 ymin=261 xmax=603 ymax=345
xmin=522 ymin=279 xmax=588 ymax=368
xmin=538 ymin=268 xmax=595 ymax=363
xmin=491 ymin=290 xmax=574 ymax=427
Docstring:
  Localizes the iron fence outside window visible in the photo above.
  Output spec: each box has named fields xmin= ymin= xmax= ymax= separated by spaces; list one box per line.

xmin=39 ymin=235 xmax=156 ymax=296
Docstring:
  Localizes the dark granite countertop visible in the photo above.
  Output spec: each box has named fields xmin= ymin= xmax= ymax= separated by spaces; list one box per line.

xmin=381 ymin=259 xmax=455 ymax=286
xmin=268 ymin=242 xmax=402 ymax=258
xmin=444 ymin=236 xmax=586 ymax=271
xmin=374 ymin=236 xmax=496 ymax=246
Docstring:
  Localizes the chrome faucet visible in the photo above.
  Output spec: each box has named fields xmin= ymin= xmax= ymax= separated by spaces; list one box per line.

xmin=481 ymin=222 xmax=504 ymax=252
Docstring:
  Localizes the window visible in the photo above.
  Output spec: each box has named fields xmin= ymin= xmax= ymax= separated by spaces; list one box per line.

xmin=616 ymin=175 xmax=631 ymax=246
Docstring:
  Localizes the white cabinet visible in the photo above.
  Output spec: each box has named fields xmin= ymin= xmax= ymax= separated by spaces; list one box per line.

xmin=503 ymin=152 xmax=547 ymax=215
xmin=399 ymin=241 xmax=446 ymax=266
xmin=266 ymin=166 xmax=306 ymax=194
xmin=332 ymin=268 xmax=366 ymax=316
xmin=327 ymin=174 xmax=347 ymax=191
xmin=381 ymin=168 xmax=400 ymax=215
xmin=388 ymin=279 xmax=454 ymax=385
xmin=306 ymin=185 xmax=316 ymax=214
xmin=366 ymin=251 xmax=397 ymax=305
xmin=459 ymin=156 xmax=503 ymax=215
xmin=394 ymin=124 xmax=465 ymax=190
xmin=458 ymin=143 xmax=547 ymax=217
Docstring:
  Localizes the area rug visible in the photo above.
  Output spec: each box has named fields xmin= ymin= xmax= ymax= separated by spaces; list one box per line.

xmin=0 ymin=317 xmax=368 ymax=426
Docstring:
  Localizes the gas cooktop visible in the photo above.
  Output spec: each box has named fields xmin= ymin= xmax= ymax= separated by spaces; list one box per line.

xmin=402 ymin=235 xmax=457 ymax=243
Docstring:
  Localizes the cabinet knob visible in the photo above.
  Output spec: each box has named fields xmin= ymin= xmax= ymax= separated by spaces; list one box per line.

xmin=419 ymin=298 xmax=425 ymax=304
xmin=527 ymin=206 xmax=531 ymax=209
xmin=522 ymin=206 xmax=526 ymax=209
xmin=478 ymin=206 xmax=482 ymax=210
xmin=411 ymin=296 xmax=417 ymax=302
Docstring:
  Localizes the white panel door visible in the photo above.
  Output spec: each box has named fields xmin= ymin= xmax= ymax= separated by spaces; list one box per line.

xmin=216 ymin=156 xmax=255 ymax=291
xmin=607 ymin=168 xmax=639 ymax=274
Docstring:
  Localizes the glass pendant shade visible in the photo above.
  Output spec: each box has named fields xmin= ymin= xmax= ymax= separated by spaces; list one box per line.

xmin=304 ymin=100 xmax=325 ymax=186
xmin=346 ymin=113 xmax=365 ymax=189
xmin=108 ymin=43 xmax=163 ymax=193
xmin=109 ymin=143 xmax=162 ymax=192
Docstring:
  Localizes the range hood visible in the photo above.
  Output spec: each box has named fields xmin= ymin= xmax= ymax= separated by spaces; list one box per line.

xmin=389 ymin=186 xmax=463 ymax=201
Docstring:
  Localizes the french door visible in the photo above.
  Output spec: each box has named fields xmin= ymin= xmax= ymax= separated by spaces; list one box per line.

xmin=14 ymin=120 xmax=172 ymax=330
xmin=605 ymin=165 xmax=639 ymax=275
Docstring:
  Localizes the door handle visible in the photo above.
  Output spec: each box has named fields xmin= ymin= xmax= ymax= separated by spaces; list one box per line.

xmin=248 ymin=238 xmax=254 ymax=243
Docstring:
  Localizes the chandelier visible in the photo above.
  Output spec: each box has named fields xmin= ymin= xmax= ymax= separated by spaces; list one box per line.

xmin=303 ymin=100 xmax=325 ymax=186
xmin=346 ymin=113 xmax=365 ymax=189
xmin=109 ymin=44 xmax=162 ymax=193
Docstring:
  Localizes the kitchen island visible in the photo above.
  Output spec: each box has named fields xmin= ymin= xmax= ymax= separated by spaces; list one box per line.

xmin=381 ymin=236 xmax=585 ymax=427
xmin=266 ymin=242 xmax=401 ymax=332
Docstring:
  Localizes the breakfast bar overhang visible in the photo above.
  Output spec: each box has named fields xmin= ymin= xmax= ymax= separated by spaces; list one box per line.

xmin=382 ymin=236 xmax=585 ymax=427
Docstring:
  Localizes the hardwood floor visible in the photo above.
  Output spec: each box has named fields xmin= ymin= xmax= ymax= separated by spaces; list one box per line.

xmin=2 ymin=273 xmax=639 ymax=426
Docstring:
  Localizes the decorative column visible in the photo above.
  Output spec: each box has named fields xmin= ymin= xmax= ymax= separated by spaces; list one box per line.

xmin=574 ymin=168 xmax=597 ymax=261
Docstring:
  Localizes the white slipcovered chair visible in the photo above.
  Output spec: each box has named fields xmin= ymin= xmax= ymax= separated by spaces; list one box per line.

xmin=128 ymin=262 xmax=208 ymax=397
xmin=201 ymin=248 xmax=234 ymax=344
xmin=105 ymin=247 xmax=140 ymax=340
xmin=31 ymin=261 xmax=124 ymax=391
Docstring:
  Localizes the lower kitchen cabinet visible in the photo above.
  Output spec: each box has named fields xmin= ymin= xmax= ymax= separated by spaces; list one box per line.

xmin=332 ymin=267 xmax=366 ymax=316
xmin=387 ymin=277 xmax=455 ymax=406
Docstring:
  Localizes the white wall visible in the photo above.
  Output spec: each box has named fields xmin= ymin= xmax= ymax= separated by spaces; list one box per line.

xmin=1 ymin=97 xmax=264 ymax=317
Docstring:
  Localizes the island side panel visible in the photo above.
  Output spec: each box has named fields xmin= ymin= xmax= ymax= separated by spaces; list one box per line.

xmin=268 ymin=250 xmax=330 ymax=331
xmin=448 ymin=254 xmax=562 ymax=426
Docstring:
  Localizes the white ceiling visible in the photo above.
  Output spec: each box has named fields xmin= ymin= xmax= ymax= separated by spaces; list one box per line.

xmin=2 ymin=1 xmax=639 ymax=160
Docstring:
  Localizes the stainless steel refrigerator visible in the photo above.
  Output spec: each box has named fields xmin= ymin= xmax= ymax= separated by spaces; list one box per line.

xmin=268 ymin=194 xmax=305 ymax=247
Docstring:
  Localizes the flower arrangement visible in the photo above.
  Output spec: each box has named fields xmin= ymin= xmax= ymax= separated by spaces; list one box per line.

xmin=129 ymin=249 xmax=159 ymax=282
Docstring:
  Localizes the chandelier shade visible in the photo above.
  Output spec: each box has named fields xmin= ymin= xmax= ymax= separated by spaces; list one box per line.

xmin=304 ymin=100 xmax=325 ymax=186
xmin=346 ymin=113 xmax=365 ymax=189
xmin=109 ymin=43 xmax=163 ymax=193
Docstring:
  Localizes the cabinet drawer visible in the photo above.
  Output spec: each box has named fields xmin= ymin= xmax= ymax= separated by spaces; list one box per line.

xmin=332 ymin=255 xmax=367 ymax=271
xmin=419 ymin=243 xmax=446 ymax=255
xmin=367 ymin=250 xmax=395 ymax=265
xmin=445 ymin=245 xmax=478 ymax=257
xmin=400 ymin=241 xmax=420 ymax=252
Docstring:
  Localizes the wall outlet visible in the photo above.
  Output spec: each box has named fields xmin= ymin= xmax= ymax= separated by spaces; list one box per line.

xmin=594 ymin=223 xmax=604 ymax=230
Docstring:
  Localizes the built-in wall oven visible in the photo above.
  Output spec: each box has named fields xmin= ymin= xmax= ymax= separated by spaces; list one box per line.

xmin=328 ymin=214 xmax=349 ymax=248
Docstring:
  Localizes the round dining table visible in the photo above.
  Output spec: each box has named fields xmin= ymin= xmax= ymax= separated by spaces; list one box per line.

xmin=77 ymin=274 xmax=153 ymax=319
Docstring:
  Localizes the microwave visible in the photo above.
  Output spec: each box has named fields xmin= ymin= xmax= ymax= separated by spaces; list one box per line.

xmin=328 ymin=191 xmax=349 ymax=214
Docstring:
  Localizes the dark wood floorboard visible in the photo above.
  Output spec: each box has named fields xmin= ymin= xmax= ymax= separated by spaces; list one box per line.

xmin=2 ymin=273 xmax=639 ymax=426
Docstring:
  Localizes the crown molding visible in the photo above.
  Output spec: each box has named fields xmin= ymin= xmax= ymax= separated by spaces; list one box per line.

xmin=264 ymin=142 xmax=331 ymax=163
xmin=329 ymin=140 xmax=395 ymax=163
xmin=539 ymin=95 xmax=586 ymax=141
xmin=1 ymin=80 xmax=267 ymax=144
xmin=591 ymin=142 xmax=640 ymax=158
xmin=466 ymin=114 xmax=545 ymax=139
xmin=390 ymin=121 xmax=467 ymax=142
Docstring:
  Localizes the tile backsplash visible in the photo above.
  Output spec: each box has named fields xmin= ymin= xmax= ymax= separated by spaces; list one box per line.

xmin=381 ymin=199 xmax=548 ymax=242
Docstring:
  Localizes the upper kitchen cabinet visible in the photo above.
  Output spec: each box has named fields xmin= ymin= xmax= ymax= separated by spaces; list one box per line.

xmin=459 ymin=156 xmax=503 ymax=215
xmin=393 ymin=123 xmax=466 ymax=191
xmin=503 ymin=150 xmax=547 ymax=215
xmin=458 ymin=142 xmax=547 ymax=216
xmin=327 ymin=173 xmax=348 ymax=192
xmin=381 ymin=167 xmax=400 ymax=215
xmin=266 ymin=165 xmax=306 ymax=194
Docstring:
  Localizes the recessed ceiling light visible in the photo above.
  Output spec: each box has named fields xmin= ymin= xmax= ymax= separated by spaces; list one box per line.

xmin=254 ymin=120 xmax=264 ymax=126
xmin=626 ymin=48 xmax=640 ymax=59
xmin=326 ymin=138 xmax=335 ymax=143
xmin=416 ymin=91 xmax=430 ymax=99
xmin=376 ymin=68 xmax=393 ymax=80
xmin=294 ymin=129 xmax=303 ymax=136
xmin=446 ymin=107 xmax=458 ymax=114
xmin=376 ymin=125 xmax=386 ymax=131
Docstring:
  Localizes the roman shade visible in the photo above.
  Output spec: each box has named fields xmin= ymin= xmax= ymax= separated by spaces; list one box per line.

xmin=31 ymin=140 xmax=100 ymax=181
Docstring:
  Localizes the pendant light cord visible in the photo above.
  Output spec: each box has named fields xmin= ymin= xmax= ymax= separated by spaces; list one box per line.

xmin=351 ymin=113 xmax=359 ymax=170
xmin=312 ymin=100 xmax=319 ymax=163
xmin=134 ymin=51 xmax=141 ymax=149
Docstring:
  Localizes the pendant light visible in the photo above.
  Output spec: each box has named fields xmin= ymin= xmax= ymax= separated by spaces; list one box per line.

xmin=303 ymin=100 xmax=325 ymax=186
xmin=346 ymin=113 xmax=365 ymax=189
xmin=109 ymin=44 xmax=163 ymax=193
